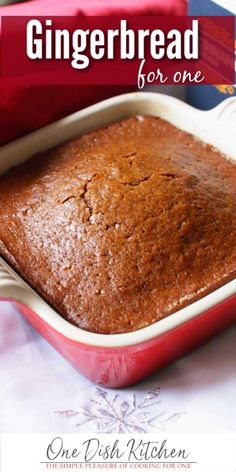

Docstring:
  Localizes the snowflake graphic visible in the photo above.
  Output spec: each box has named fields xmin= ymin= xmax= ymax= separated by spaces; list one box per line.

xmin=55 ymin=387 xmax=184 ymax=433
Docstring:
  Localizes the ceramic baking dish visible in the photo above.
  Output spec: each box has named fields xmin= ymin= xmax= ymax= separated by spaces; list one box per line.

xmin=0 ymin=92 xmax=235 ymax=388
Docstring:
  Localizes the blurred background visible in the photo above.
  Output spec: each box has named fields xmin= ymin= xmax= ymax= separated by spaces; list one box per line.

xmin=0 ymin=0 xmax=234 ymax=144
xmin=0 ymin=0 xmax=187 ymax=145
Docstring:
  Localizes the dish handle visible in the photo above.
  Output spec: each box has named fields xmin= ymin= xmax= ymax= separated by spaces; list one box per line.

xmin=209 ymin=96 xmax=236 ymax=127
xmin=0 ymin=258 xmax=28 ymax=304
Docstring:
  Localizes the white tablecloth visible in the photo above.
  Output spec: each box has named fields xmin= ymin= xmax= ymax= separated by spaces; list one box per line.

xmin=0 ymin=301 xmax=235 ymax=433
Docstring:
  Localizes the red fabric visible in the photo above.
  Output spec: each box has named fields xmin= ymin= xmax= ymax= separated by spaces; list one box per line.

xmin=0 ymin=85 xmax=134 ymax=145
xmin=0 ymin=0 xmax=187 ymax=19
xmin=0 ymin=0 xmax=187 ymax=146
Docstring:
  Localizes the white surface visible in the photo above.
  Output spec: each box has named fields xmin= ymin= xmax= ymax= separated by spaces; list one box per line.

xmin=0 ymin=91 xmax=236 ymax=348
xmin=0 ymin=302 xmax=235 ymax=433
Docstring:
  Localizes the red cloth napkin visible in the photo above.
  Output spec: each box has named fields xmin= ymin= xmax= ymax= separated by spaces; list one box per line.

xmin=0 ymin=0 xmax=187 ymax=146
xmin=0 ymin=0 xmax=187 ymax=18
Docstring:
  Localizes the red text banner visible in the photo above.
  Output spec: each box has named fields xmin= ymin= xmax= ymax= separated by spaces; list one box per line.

xmin=0 ymin=16 xmax=235 ymax=86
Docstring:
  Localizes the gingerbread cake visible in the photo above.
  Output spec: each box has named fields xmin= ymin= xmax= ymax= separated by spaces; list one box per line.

xmin=0 ymin=116 xmax=235 ymax=333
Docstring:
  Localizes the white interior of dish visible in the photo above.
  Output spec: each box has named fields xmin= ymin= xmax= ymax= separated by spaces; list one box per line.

xmin=0 ymin=92 xmax=236 ymax=347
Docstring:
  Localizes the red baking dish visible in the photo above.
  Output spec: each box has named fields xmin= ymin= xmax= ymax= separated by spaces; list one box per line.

xmin=0 ymin=92 xmax=235 ymax=388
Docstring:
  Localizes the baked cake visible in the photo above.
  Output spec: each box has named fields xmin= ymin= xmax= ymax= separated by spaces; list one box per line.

xmin=0 ymin=116 xmax=235 ymax=333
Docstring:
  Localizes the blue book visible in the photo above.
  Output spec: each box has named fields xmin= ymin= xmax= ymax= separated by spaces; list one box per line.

xmin=187 ymin=0 xmax=236 ymax=110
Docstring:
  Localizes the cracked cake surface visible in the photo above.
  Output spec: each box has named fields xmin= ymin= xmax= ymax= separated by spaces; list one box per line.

xmin=0 ymin=115 xmax=235 ymax=333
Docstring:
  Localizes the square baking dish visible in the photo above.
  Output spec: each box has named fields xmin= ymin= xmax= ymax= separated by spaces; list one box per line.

xmin=0 ymin=92 xmax=235 ymax=388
